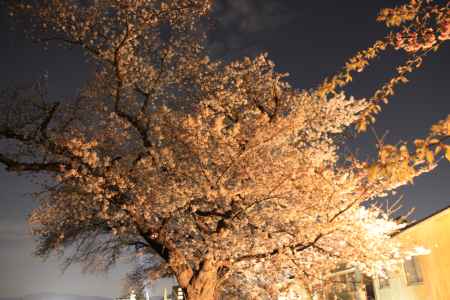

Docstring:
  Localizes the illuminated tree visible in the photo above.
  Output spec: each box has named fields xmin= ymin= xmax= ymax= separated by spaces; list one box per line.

xmin=1 ymin=1 xmax=449 ymax=299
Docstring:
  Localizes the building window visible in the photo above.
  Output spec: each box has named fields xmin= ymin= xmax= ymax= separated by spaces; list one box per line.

xmin=404 ymin=256 xmax=423 ymax=285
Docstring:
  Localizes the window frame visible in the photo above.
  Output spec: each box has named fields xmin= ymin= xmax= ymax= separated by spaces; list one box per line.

xmin=403 ymin=256 xmax=424 ymax=285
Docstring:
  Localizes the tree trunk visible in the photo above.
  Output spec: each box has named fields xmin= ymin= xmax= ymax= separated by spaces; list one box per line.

xmin=185 ymin=256 xmax=219 ymax=300
xmin=171 ymin=252 xmax=219 ymax=300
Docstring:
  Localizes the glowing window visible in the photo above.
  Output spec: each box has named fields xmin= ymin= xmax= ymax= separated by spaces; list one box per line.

xmin=404 ymin=256 xmax=423 ymax=285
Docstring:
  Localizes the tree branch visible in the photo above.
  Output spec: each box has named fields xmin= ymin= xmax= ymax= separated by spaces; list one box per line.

xmin=38 ymin=102 xmax=60 ymax=140
xmin=234 ymin=233 xmax=324 ymax=263
xmin=0 ymin=153 xmax=63 ymax=172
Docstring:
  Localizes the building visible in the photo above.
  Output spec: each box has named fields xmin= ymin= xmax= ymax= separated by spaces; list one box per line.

xmin=373 ymin=205 xmax=450 ymax=300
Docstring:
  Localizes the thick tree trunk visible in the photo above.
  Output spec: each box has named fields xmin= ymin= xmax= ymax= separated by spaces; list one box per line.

xmin=171 ymin=253 xmax=219 ymax=300
xmin=185 ymin=257 xmax=219 ymax=300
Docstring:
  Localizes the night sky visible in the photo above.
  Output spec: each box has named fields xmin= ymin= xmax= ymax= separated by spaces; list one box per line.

xmin=1 ymin=0 xmax=449 ymax=298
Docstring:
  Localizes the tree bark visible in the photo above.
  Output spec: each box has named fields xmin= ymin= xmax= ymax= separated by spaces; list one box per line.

xmin=171 ymin=253 xmax=219 ymax=300
xmin=185 ymin=256 xmax=219 ymax=300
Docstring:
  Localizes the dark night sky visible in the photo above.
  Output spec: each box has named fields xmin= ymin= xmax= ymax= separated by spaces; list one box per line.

xmin=0 ymin=0 xmax=449 ymax=298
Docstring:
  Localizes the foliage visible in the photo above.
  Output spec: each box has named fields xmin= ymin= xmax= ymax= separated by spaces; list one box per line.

xmin=1 ymin=1 xmax=449 ymax=299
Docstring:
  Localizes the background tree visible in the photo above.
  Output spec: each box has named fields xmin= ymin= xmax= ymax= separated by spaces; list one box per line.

xmin=1 ymin=0 xmax=449 ymax=299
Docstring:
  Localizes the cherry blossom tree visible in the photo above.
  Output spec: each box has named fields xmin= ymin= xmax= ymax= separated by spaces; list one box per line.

xmin=1 ymin=1 xmax=449 ymax=299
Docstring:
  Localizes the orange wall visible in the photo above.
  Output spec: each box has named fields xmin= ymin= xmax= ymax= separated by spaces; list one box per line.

xmin=375 ymin=208 xmax=450 ymax=300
